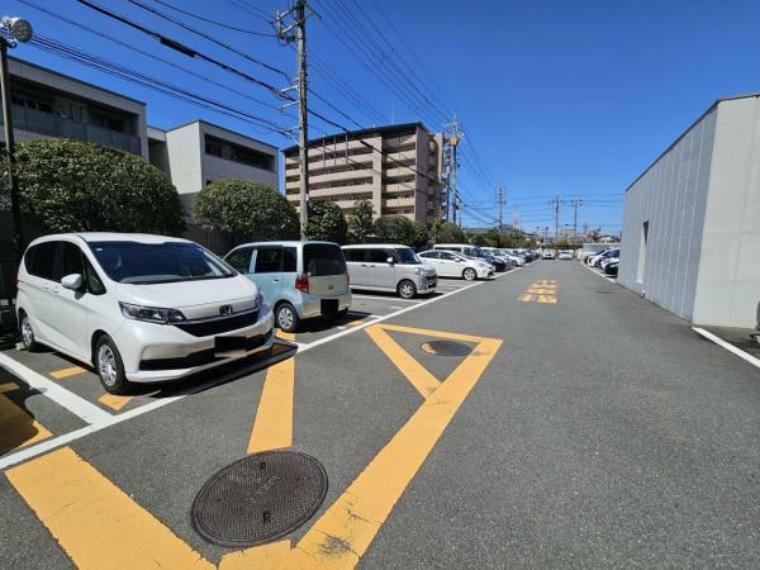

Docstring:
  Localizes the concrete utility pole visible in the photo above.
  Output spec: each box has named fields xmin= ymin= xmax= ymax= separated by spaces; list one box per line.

xmin=275 ymin=1 xmax=310 ymax=239
xmin=0 ymin=17 xmax=33 ymax=262
xmin=570 ymin=198 xmax=583 ymax=242
xmin=496 ymin=185 xmax=505 ymax=230
xmin=549 ymin=195 xmax=564 ymax=245
xmin=442 ymin=117 xmax=462 ymax=226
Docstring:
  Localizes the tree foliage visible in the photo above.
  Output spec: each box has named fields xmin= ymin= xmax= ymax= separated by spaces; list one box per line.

xmin=349 ymin=199 xmax=374 ymax=243
xmin=433 ymin=221 xmax=466 ymax=244
xmin=373 ymin=215 xmax=416 ymax=246
xmin=194 ymin=178 xmax=298 ymax=242
xmin=11 ymin=139 xmax=184 ymax=235
xmin=410 ymin=220 xmax=429 ymax=249
xmin=305 ymin=200 xmax=348 ymax=244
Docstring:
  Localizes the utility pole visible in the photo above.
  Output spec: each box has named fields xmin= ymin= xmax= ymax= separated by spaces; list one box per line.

xmin=496 ymin=185 xmax=504 ymax=230
xmin=442 ymin=117 xmax=462 ymax=225
xmin=275 ymin=1 xmax=310 ymax=239
xmin=570 ymin=198 xmax=583 ymax=242
xmin=0 ymin=17 xmax=33 ymax=263
xmin=549 ymin=195 xmax=564 ymax=246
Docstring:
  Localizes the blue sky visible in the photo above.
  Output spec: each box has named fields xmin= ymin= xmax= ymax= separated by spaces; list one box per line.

xmin=6 ymin=0 xmax=760 ymax=234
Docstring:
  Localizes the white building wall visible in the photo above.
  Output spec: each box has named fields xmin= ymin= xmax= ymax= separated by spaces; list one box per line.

xmin=164 ymin=123 xmax=203 ymax=217
xmin=619 ymin=108 xmax=716 ymax=321
xmin=692 ymin=97 xmax=760 ymax=327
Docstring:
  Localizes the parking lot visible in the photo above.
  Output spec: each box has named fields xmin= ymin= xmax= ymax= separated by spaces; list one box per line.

xmin=3 ymin=262 xmax=760 ymax=568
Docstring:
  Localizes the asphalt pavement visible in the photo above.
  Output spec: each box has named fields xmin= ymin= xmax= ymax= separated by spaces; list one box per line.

xmin=2 ymin=261 xmax=760 ymax=568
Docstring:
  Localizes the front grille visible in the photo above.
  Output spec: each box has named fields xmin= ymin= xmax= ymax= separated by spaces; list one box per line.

xmin=140 ymin=330 xmax=273 ymax=370
xmin=174 ymin=309 xmax=259 ymax=337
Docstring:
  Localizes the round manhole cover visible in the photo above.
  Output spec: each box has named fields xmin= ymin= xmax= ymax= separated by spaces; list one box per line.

xmin=420 ymin=340 xmax=472 ymax=356
xmin=191 ymin=450 xmax=327 ymax=547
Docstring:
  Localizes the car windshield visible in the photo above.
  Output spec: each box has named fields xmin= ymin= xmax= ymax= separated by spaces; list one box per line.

xmin=393 ymin=248 xmax=421 ymax=264
xmin=88 ymin=241 xmax=235 ymax=284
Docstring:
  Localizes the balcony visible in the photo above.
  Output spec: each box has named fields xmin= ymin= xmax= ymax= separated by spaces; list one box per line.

xmin=4 ymin=105 xmax=141 ymax=155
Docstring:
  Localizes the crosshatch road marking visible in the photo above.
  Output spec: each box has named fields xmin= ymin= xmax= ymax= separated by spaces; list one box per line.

xmin=0 ymin=383 xmax=53 ymax=454
xmin=520 ymin=279 xmax=558 ymax=304
xmin=6 ymin=325 xmax=501 ymax=569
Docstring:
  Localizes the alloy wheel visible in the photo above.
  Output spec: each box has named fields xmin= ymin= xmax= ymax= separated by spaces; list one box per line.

xmin=98 ymin=344 xmax=118 ymax=387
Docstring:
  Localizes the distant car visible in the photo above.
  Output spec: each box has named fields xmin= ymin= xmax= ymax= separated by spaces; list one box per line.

xmin=224 ymin=241 xmax=351 ymax=333
xmin=342 ymin=244 xmax=437 ymax=299
xmin=600 ymin=255 xmax=619 ymax=271
xmin=593 ymin=249 xmax=620 ymax=268
xmin=542 ymin=250 xmax=555 ymax=260
xmin=558 ymin=250 xmax=573 ymax=260
xmin=604 ymin=260 xmax=619 ymax=277
xmin=418 ymin=250 xmax=493 ymax=281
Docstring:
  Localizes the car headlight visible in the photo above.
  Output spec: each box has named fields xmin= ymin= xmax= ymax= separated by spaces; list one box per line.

xmin=254 ymin=291 xmax=264 ymax=308
xmin=414 ymin=267 xmax=424 ymax=275
xmin=119 ymin=302 xmax=185 ymax=324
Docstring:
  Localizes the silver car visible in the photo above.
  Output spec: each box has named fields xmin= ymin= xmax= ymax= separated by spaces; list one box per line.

xmin=342 ymin=244 xmax=437 ymax=299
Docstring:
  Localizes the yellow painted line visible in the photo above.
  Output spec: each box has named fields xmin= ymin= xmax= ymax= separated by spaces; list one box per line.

xmin=519 ymin=293 xmax=534 ymax=302
xmin=365 ymin=325 xmax=440 ymax=398
xmin=376 ymin=323 xmax=483 ymax=344
xmin=97 ymin=393 xmax=133 ymax=412
xmin=248 ymin=355 xmax=296 ymax=453
xmin=49 ymin=366 xmax=86 ymax=380
xmin=276 ymin=331 xmax=296 ymax=342
xmin=346 ymin=319 xmax=364 ymax=327
xmin=525 ymin=288 xmax=555 ymax=295
xmin=6 ymin=447 xmax=214 ymax=570
xmin=537 ymin=295 xmax=557 ymax=304
xmin=219 ymin=540 xmax=292 ymax=570
xmin=282 ymin=336 xmax=503 ymax=568
xmin=0 ymin=383 xmax=53 ymax=454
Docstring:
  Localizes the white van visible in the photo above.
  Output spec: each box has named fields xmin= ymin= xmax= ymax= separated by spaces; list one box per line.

xmin=16 ymin=233 xmax=274 ymax=394
xmin=341 ymin=244 xmax=437 ymax=299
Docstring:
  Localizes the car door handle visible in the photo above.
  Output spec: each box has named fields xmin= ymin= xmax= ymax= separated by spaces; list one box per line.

xmin=272 ymin=278 xmax=280 ymax=282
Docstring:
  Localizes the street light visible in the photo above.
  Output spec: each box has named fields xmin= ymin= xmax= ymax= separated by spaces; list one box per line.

xmin=0 ymin=16 xmax=33 ymax=263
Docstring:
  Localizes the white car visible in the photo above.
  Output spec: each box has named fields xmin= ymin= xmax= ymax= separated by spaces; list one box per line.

xmin=16 ymin=233 xmax=274 ymax=394
xmin=418 ymin=250 xmax=493 ymax=280
xmin=558 ymin=250 xmax=573 ymax=260
xmin=542 ymin=250 xmax=556 ymax=260
xmin=600 ymin=256 xmax=619 ymax=270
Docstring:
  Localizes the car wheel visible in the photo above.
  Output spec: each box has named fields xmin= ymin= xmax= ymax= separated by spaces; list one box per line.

xmin=19 ymin=312 xmax=40 ymax=351
xmin=397 ymin=279 xmax=417 ymax=299
xmin=463 ymin=268 xmax=477 ymax=281
xmin=336 ymin=308 xmax=349 ymax=320
xmin=276 ymin=302 xmax=300 ymax=333
xmin=94 ymin=335 xmax=130 ymax=395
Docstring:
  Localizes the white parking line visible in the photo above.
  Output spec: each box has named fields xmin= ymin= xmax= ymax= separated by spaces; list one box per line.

xmin=581 ymin=262 xmax=617 ymax=283
xmin=0 ymin=353 xmax=113 ymax=425
xmin=0 ymin=267 xmax=523 ymax=470
xmin=351 ymin=294 xmax=420 ymax=303
xmin=692 ymin=327 xmax=760 ymax=370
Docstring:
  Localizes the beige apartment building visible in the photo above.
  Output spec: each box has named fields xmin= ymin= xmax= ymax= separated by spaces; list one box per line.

xmin=283 ymin=123 xmax=444 ymax=224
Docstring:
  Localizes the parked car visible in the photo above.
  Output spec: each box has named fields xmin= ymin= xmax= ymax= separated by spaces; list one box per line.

xmin=432 ymin=243 xmax=501 ymax=271
xmin=604 ymin=260 xmax=619 ymax=277
xmin=342 ymin=244 xmax=437 ymax=299
xmin=558 ymin=250 xmax=574 ymax=260
xmin=480 ymin=247 xmax=516 ymax=269
xmin=600 ymin=255 xmax=619 ymax=271
xmin=16 ymin=233 xmax=275 ymax=394
xmin=418 ymin=250 xmax=493 ymax=280
xmin=592 ymin=248 xmax=620 ymax=268
xmin=542 ymin=250 xmax=556 ymax=260
xmin=224 ymin=241 xmax=350 ymax=333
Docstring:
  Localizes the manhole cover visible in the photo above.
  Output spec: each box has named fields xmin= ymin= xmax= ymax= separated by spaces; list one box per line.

xmin=191 ymin=450 xmax=327 ymax=547
xmin=420 ymin=340 xmax=472 ymax=356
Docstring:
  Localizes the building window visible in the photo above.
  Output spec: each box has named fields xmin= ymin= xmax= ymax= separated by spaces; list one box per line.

xmin=204 ymin=134 xmax=274 ymax=171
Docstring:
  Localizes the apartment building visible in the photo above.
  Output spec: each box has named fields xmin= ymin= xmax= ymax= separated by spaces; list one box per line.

xmin=148 ymin=120 xmax=278 ymax=218
xmin=282 ymin=123 xmax=444 ymax=224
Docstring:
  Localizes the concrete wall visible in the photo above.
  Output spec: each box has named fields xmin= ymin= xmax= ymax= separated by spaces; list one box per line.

xmin=164 ymin=123 xmax=204 ymax=218
xmin=619 ymin=107 xmax=717 ymax=321
xmin=692 ymin=97 xmax=760 ymax=327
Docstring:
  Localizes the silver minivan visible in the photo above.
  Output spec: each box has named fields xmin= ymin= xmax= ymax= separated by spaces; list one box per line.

xmin=225 ymin=241 xmax=351 ymax=332
xmin=341 ymin=244 xmax=437 ymax=299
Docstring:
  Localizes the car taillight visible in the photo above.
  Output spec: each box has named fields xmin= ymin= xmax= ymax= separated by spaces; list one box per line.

xmin=295 ymin=273 xmax=309 ymax=293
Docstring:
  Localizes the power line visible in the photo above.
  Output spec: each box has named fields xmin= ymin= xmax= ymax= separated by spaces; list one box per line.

xmin=149 ymin=0 xmax=277 ymax=37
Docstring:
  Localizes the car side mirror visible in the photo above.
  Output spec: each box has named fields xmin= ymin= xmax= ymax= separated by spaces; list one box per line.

xmin=61 ymin=273 xmax=83 ymax=291
xmin=386 ymin=257 xmax=395 ymax=265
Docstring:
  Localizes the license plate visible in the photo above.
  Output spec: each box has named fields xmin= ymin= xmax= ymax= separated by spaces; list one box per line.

xmin=215 ymin=336 xmax=248 ymax=357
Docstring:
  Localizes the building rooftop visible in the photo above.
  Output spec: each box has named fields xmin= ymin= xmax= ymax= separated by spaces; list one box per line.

xmin=282 ymin=122 xmax=427 ymax=154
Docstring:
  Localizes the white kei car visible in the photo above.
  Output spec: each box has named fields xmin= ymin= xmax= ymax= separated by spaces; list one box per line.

xmin=16 ymin=233 xmax=274 ymax=394
xmin=418 ymin=250 xmax=493 ymax=281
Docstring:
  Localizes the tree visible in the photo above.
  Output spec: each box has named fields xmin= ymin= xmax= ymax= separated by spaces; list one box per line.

xmin=433 ymin=221 xmax=466 ymax=244
xmin=349 ymin=199 xmax=374 ymax=243
xmin=471 ymin=233 xmax=487 ymax=246
xmin=305 ymin=200 xmax=348 ymax=243
xmin=373 ymin=215 xmax=415 ymax=245
xmin=482 ymin=228 xmax=504 ymax=248
xmin=410 ymin=220 xmax=429 ymax=249
xmin=11 ymin=138 xmax=184 ymax=235
xmin=194 ymin=178 xmax=298 ymax=243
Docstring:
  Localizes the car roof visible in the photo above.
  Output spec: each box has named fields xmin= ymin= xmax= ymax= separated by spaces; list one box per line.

xmin=30 ymin=232 xmax=191 ymax=246
xmin=433 ymin=243 xmax=473 ymax=247
xmin=232 ymin=240 xmax=338 ymax=248
xmin=341 ymin=243 xmax=410 ymax=249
